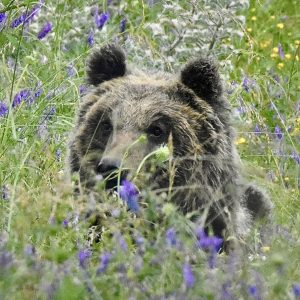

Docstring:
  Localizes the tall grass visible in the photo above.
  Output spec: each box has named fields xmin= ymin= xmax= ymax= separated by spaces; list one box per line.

xmin=0 ymin=0 xmax=299 ymax=299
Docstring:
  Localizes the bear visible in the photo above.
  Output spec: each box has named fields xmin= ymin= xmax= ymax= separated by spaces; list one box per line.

xmin=67 ymin=44 xmax=273 ymax=243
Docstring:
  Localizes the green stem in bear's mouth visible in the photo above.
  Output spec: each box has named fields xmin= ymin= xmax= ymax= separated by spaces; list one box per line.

xmin=117 ymin=134 xmax=147 ymax=196
xmin=132 ymin=144 xmax=170 ymax=181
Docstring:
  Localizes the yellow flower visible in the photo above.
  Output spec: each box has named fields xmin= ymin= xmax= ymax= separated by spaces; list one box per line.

xmin=295 ymin=40 xmax=300 ymax=45
xmin=251 ymin=16 xmax=257 ymax=21
xmin=285 ymin=53 xmax=291 ymax=59
xmin=296 ymin=55 xmax=299 ymax=61
xmin=235 ymin=137 xmax=246 ymax=145
xmin=272 ymin=47 xmax=278 ymax=53
xmin=296 ymin=117 xmax=300 ymax=124
xmin=277 ymin=63 xmax=284 ymax=69
xmin=276 ymin=23 xmax=284 ymax=29
xmin=261 ymin=246 xmax=270 ymax=253
xmin=270 ymin=15 xmax=275 ymax=20
xmin=284 ymin=177 xmax=289 ymax=181
xmin=256 ymin=57 xmax=260 ymax=61
xmin=247 ymin=27 xmax=252 ymax=33
xmin=271 ymin=53 xmax=278 ymax=58
xmin=260 ymin=40 xmax=271 ymax=48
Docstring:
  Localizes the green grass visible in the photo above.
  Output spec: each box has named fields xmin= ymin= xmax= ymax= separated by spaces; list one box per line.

xmin=0 ymin=0 xmax=299 ymax=299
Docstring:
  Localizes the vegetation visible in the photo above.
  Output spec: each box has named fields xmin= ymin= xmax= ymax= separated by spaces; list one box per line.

xmin=0 ymin=0 xmax=299 ymax=299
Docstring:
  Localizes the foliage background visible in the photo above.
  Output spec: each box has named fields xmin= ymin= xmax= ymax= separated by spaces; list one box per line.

xmin=0 ymin=0 xmax=299 ymax=299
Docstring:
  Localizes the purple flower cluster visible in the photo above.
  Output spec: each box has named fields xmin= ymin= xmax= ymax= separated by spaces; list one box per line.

xmin=0 ymin=102 xmax=8 ymax=117
xmin=79 ymin=84 xmax=88 ymax=96
xmin=165 ymin=228 xmax=177 ymax=247
xmin=274 ymin=125 xmax=283 ymax=140
xmin=291 ymin=151 xmax=300 ymax=165
xmin=278 ymin=43 xmax=285 ymax=59
xmin=293 ymin=283 xmax=300 ymax=298
xmin=62 ymin=219 xmax=68 ymax=228
xmin=118 ymin=180 xmax=140 ymax=213
xmin=0 ymin=13 xmax=7 ymax=27
xmin=120 ymin=18 xmax=127 ymax=33
xmin=38 ymin=22 xmax=52 ymax=40
xmin=78 ymin=249 xmax=92 ymax=268
xmin=10 ymin=1 xmax=43 ymax=28
xmin=96 ymin=252 xmax=111 ymax=274
xmin=12 ymin=89 xmax=31 ymax=107
xmin=182 ymin=262 xmax=195 ymax=288
xmin=254 ymin=124 xmax=261 ymax=135
xmin=87 ymin=29 xmax=94 ymax=47
xmin=196 ymin=228 xmax=223 ymax=268
xmin=12 ymin=86 xmax=42 ymax=108
xmin=95 ymin=11 xmax=110 ymax=30
xmin=66 ymin=64 xmax=76 ymax=77
xmin=196 ymin=228 xmax=223 ymax=252
xmin=242 ymin=76 xmax=256 ymax=93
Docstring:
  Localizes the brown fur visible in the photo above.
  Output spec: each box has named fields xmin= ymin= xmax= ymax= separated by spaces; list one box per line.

xmin=68 ymin=44 xmax=273 ymax=241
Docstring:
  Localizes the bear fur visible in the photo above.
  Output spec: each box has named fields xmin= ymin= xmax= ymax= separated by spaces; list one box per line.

xmin=68 ymin=44 xmax=272 ymax=241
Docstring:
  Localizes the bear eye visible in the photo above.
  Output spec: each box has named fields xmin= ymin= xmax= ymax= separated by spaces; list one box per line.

xmin=102 ymin=121 xmax=112 ymax=132
xmin=148 ymin=125 xmax=164 ymax=138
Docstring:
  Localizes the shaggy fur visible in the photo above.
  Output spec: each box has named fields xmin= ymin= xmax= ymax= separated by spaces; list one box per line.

xmin=68 ymin=44 xmax=272 ymax=241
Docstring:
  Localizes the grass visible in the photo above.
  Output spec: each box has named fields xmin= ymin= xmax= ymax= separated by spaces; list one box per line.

xmin=0 ymin=0 xmax=300 ymax=299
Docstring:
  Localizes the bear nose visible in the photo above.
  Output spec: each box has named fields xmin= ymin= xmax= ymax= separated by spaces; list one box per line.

xmin=97 ymin=158 xmax=127 ymax=190
xmin=97 ymin=158 xmax=120 ymax=176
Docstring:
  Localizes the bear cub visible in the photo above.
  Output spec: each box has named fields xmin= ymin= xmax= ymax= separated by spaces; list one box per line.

xmin=68 ymin=44 xmax=272 ymax=242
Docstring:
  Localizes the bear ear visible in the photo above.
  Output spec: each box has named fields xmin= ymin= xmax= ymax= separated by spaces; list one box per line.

xmin=180 ymin=57 xmax=223 ymax=109
xmin=86 ymin=44 xmax=126 ymax=86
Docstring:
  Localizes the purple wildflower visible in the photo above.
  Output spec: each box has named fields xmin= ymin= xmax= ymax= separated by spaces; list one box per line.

xmin=25 ymin=2 xmax=43 ymax=24
xmin=291 ymin=152 xmax=300 ymax=165
xmin=95 ymin=11 xmax=110 ymax=30
xmin=11 ymin=12 xmax=26 ymax=28
xmin=274 ymin=125 xmax=283 ymax=140
xmin=96 ymin=252 xmax=111 ymax=274
xmin=118 ymin=235 xmax=128 ymax=252
xmin=78 ymin=249 xmax=92 ymax=268
xmin=248 ymin=285 xmax=258 ymax=297
xmin=12 ymin=89 xmax=30 ymax=107
xmin=66 ymin=64 xmax=76 ymax=77
xmin=119 ymin=180 xmax=140 ymax=213
xmin=87 ymin=29 xmax=94 ymax=47
xmin=254 ymin=124 xmax=261 ymax=135
xmin=34 ymin=86 xmax=42 ymax=98
xmin=293 ymin=283 xmax=300 ymax=298
xmin=278 ymin=43 xmax=285 ymax=59
xmin=120 ymin=18 xmax=127 ymax=33
xmin=0 ymin=13 xmax=7 ymax=27
xmin=79 ymin=84 xmax=88 ymax=96
xmin=182 ymin=262 xmax=195 ymax=288
xmin=196 ymin=228 xmax=223 ymax=252
xmin=196 ymin=228 xmax=222 ymax=268
xmin=165 ymin=228 xmax=177 ymax=247
xmin=242 ymin=77 xmax=251 ymax=92
xmin=0 ymin=102 xmax=8 ymax=117
xmin=62 ymin=219 xmax=68 ymax=228
xmin=37 ymin=22 xmax=52 ymax=40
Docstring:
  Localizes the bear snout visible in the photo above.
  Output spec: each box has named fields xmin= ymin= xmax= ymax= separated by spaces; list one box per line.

xmin=97 ymin=157 xmax=128 ymax=189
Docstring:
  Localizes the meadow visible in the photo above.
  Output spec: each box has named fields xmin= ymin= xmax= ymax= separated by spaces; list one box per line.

xmin=0 ymin=0 xmax=299 ymax=299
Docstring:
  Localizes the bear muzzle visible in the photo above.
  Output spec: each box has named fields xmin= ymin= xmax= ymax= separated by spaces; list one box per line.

xmin=96 ymin=157 xmax=128 ymax=190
